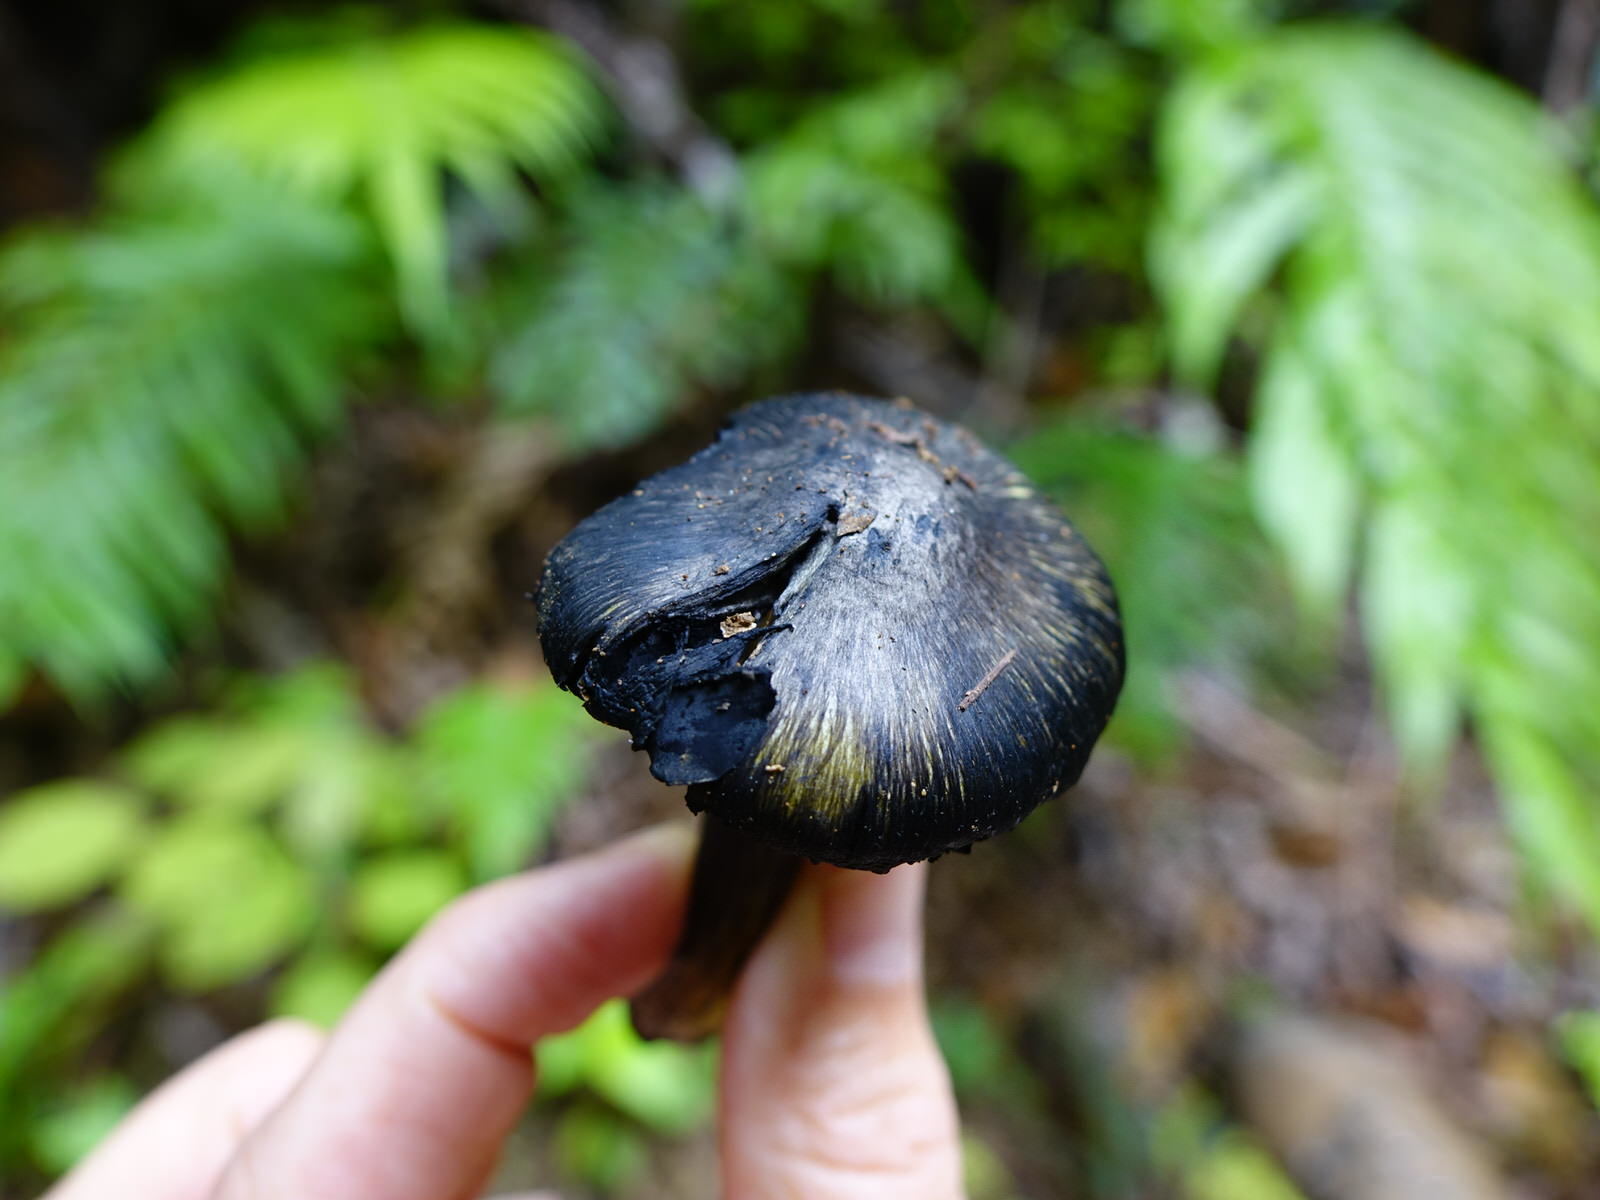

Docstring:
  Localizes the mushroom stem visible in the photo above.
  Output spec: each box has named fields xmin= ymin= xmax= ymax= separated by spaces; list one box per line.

xmin=631 ymin=814 xmax=804 ymax=1041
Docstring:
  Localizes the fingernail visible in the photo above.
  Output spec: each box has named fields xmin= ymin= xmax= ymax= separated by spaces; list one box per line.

xmin=817 ymin=862 xmax=927 ymax=989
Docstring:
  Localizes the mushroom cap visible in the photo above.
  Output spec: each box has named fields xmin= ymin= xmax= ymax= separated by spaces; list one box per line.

xmin=537 ymin=393 xmax=1123 ymax=870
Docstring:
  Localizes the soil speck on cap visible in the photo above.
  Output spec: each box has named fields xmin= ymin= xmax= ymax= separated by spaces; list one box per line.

xmin=868 ymin=419 xmax=919 ymax=446
xmin=720 ymin=611 xmax=758 ymax=638
xmin=837 ymin=510 xmax=876 ymax=536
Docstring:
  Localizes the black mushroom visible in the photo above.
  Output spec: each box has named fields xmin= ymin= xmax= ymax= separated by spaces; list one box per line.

xmin=535 ymin=392 xmax=1124 ymax=1039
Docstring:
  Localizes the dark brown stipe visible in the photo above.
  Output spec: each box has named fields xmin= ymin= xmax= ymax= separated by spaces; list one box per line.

xmin=630 ymin=815 xmax=803 ymax=1041
xmin=959 ymin=648 xmax=1018 ymax=712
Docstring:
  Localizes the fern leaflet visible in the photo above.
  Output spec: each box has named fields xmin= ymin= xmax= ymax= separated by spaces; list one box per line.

xmin=1155 ymin=25 xmax=1600 ymax=927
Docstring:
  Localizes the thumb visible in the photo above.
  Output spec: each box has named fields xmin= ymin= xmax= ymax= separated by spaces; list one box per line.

xmin=718 ymin=862 xmax=965 ymax=1200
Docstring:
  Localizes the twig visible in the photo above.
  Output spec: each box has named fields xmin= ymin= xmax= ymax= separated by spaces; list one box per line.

xmin=1174 ymin=674 xmax=1341 ymax=783
xmin=959 ymin=648 xmax=1017 ymax=711
xmin=1544 ymin=0 xmax=1600 ymax=114
xmin=834 ymin=315 xmax=983 ymax=419
xmin=970 ymin=249 xmax=1044 ymax=435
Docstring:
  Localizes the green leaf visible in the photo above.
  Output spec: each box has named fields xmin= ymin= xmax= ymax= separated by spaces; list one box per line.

xmin=1155 ymin=160 xmax=1315 ymax=386
xmin=127 ymin=719 xmax=309 ymax=815
xmin=285 ymin=739 xmax=414 ymax=860
xmin=121 ymin=819 xmax=317 ymax=990
xmin=1478 ymin=721 xmax=1600 ymax=932
xmin=960 ymin=1131 xmax=1016 ymax=1200
xmin=127 ymin=21 xmax=605 ymax=330
xmin=127 ymin=665 xmax=421 ymax=859
xmin=583 ymin=1016 xmax=714 ymax=1134
xmin=1557 ymin=1011 xmax=1600 ymax=1109
xmin=553 ymin=1103 xmax=648 ymax=1193
xmin=0 ymin=782 xmax=146 ymax=911
xmin=349 ymin=850 xmax=466 ymax=951
xmin=416 ymin=680 xmax=596 ymax=879
xmin=1186 ymin=1131 xmax=1307 ymax=1200
xmin=536 ymin=999 xmax=714 ymax=1134
xmin=29 ymin=1075 xmax=140 ymax=1176
xmin=272 ymin=949 xmax=377 ymax=1027
xmin=0 ymin=911 xmax=150 ymax=1101
xmin=932 ymin=998 xmax=1017 ymax=1099
xmin=1248 ymin=342 xmax=1360 ymax=618
xmin=1152 ymin=1086 xmax=1310 ymax=1200
xmin=1119 ymin=0 xmax=1273 ymax=53
xmin=1360 ymin=501 xmax=1470 ymax=770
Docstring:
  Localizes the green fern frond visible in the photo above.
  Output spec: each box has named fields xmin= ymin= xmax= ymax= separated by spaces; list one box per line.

xmin=968 ymin=11 xmax=1153 ymax=270
xmin=746 ymin=70 xmax=968 ymax=306
xmin=0 ymin=194 xmax=382 ymax=698
xmin=1012 ymin=417 xmax=1292 ymax=759
xmin=489 ymin=185 xmax=801 ymax=450
xmin=491 ymin=74 xmax=970 ymax=444
xmin=1155 ymin=25 xmax=1600 ymax=926
xmin=125 ymin=21 xmax=605 ymax=330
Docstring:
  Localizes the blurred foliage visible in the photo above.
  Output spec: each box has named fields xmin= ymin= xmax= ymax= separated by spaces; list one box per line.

xmin=1154 ymin=23 xmax=1600 ymax=928
xmin=530 ymin=1001 xmax=716 ymax=1192
xmin=1559 ymin=1012 xmax=1600 ymax=1110
xmin=0 ymin=666 xmax=597 ymax=1172
xmin=1012 ymin=413 xmax=1297 ymax=760
xmin=487 ymin=182 xmax=801 ymax=451
xmin=26 ymin=1075 xmax=140 ymax=1180
xmin=0 ymin=192 xmax=381 ymax=700
xmin=3 ymin=0 xmax=1600 ymax=1194
xmin=745 ymin=68 xmax=971 ymax=308
xmin=1152 ymin=1089 xmax=1308 ymax=1200
xmin=125 ymin=19 xmax=604 ymax=330
xmin=971 ymin=7 xmax=1155 ymax=269
xmin=538 ymin=999 xmax=716 ymax=1135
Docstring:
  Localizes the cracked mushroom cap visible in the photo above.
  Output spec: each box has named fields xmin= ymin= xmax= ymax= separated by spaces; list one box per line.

xmin=536 ymin=392 xmax=1123 ymax=871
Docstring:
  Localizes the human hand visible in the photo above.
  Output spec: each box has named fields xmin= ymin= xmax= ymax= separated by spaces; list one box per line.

xmin=43 ymin=824 xmax=965 ymax=1199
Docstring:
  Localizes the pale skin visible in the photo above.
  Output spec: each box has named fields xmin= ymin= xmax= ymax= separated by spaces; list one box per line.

xmin=44 ymin=824 xmax=966 ymax=1200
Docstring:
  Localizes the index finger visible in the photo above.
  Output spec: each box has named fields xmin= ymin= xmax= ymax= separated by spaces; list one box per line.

xmin=212 ymin=823 xmax=694 ymax=1200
